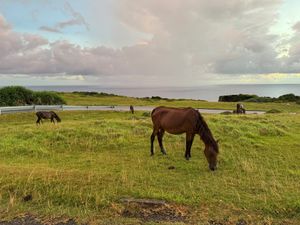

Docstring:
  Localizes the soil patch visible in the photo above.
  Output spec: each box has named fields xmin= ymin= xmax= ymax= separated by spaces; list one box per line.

xmin=120 ymin=198 xmax=188 ymax=222
xmin=0 ymin=215 xmax=81 ymax=225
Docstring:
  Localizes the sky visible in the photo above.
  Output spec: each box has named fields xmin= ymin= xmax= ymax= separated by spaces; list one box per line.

xmin=0 ymin=0 xmax=300 ymax=86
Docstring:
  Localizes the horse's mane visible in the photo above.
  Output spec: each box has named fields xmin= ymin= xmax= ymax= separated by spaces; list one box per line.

xmin=196 ymin=111 xmax=219 ymax=153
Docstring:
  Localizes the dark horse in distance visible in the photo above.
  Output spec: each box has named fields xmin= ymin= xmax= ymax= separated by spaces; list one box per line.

xmin=151 ymin=106 xmax=219 ymax=171
xmin=36 ymin=111 xmax=61 ymax=124
xmin=130 ymin=105 xmax=134 ymax=114
xmin=233 ymin=103 xmax=246 ymax=114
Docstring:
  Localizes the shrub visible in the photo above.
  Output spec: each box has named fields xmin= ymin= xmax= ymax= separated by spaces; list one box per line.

xmin=73 ymin=91 xmax=117 ymax=97
xmin=142 ymin=112 xmax=151 ymax=117
xmin=266 ymin=109 xmax=282 ymax=114
xmin=0 ymin=86 xmax=65 ymax=106
xmin=151 ymin=96 xmax=163 ymax=100
xmin=278 ymin=93 xmax=300 ymax=102
xmin=218 ymin=94 xmax=258 ymax=102
xmin=244 ymin=97 xmax=275 ymax=102
xmin=0 ymin=86 xmax=34 ymax=106
xmin=219 ymin=93 xmax=300 ymax=103
xmin=33 ymin=91 xmax=66 ymax=105
xmin=220 ymin=111 xmax=233 ymax=115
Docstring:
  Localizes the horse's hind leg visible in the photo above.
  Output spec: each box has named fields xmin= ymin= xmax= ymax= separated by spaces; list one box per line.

xmin=36 ymin=117 xmax=41 ymax=125
xmin=157 ymin=130 xmax=167 ymax=155
xmin=185 ymin=133 xmax=195 ymax=160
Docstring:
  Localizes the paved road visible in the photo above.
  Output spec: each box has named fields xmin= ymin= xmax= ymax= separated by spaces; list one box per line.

xmin=0 ymin=105 xmax=265 ymax=115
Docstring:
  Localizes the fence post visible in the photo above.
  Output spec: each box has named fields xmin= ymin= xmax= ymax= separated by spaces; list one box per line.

xmin=61 ymin=105 xmax=64 ymax=111
xmin=33 ymin=105 xmax=36 ymax=112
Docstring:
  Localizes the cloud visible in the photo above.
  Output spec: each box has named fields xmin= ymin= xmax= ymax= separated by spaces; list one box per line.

xmin=62 ymin=1 xmax=89 ymax=30
xmin=1 ymin=1 xmax=300 ymax=86
xmin=39 ymin=26 xmax=61 ymax=33
xmin=117 ymin=0 xmax=284 ymax=76
xmin=292 ymin=21 xmax=300 ymax=32
xmin=39 ymin=1 xmax=89 ymax=33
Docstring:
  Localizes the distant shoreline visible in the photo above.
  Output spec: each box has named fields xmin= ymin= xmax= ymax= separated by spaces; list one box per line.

xmin=1 ymin=84 xmax=300 ymax=101
xmin=19 ymin=84 xmax=300 ymax=102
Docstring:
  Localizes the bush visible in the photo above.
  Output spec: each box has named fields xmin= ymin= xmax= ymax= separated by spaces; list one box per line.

xmin=0 ymin=86 xmax=65 ymax=106
xmin=244 ymin=96 xmax=275 ymax=102
xmin=142 ymin=112 xmax=151 ymax=117
xmin=278 ymin=94 xmax=300 ymax=102
xmin=33 ymin=91 xmax=66 ymax=105
xmin=266 ymin=109 xmax=282 ymax=114
xmin=73 ymin=91 xmax=117 ymax=97
xmin=151 ymin=96 xmax=163 ymax=100
xmin=219 ymin=93 xmax=300 ymax=103
xmin=0 ymin=86 xmax=34 ymax=106
xmin=220 ymin=111 xmax=233 ymax=115
xmin=218 ymin=94 xmax=258 ymax=102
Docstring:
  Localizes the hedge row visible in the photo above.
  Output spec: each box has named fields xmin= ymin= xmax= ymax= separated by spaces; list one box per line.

xmin=219 ymin=93 xmax=300 ymax=103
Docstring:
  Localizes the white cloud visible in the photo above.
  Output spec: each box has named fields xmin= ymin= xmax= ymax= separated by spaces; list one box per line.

xmin=1 ymin=1 xmax=300 ymax=86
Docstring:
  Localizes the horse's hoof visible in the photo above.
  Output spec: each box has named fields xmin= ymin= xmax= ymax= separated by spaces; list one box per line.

xmin=161 ymin=151 xmax=167 ymax=155
xmin=185 ymin=156 xmax=190 ymax=160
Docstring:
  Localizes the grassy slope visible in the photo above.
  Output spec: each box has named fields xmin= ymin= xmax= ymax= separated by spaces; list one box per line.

xmin=0 ymin=111 xmax=299 ymax=224
xmin=60 ymin=92 xmax=300 ymax=113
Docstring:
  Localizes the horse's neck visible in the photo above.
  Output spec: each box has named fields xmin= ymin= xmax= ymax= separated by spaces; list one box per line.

xmin=199 ymin=126 xmax=215 ymax=146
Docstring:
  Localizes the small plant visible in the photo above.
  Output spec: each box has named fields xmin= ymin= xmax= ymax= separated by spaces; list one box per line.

xmin=220 ymin=111 xmax=233 ymax=115
xmin=142 ymin=112 xmax=151 ymax=117
xmin=266 ymin=109 xmax=282 ymax=114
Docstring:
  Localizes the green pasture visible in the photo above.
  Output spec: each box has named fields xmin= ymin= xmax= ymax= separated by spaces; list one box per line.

xmin=0 ymin=110 xmax=299 ymax=224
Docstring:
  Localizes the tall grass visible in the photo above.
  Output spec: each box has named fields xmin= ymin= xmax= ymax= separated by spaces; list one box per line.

xmin=0 ymin=111 xmax=299 ymax=224
xmin=59 ymin=92 xmax=300 ymax=113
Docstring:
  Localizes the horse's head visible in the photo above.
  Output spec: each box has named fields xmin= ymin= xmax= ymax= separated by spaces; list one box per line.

xmin=204 ymin=141 xmax=219 ymax=171
xmin=54 ymin=113 xmax=61 ymax=122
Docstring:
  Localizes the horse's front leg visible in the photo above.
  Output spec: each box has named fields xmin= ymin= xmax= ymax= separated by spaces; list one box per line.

xmin=185 ymin=133 xmax=195 ymax=160
xmin=150 ymin=131 xmax=156 ymax=156
xmin=157 ymin=130 xmax=166 ymax=155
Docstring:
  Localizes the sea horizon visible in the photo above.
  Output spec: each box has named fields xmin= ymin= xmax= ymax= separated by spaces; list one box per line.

xmin=1 ymin=84 xmax=299 ymax=102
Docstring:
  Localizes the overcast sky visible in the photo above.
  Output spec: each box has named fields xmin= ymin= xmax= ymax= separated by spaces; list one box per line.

xmin=0 ymin=0 xmax=300 ymax=86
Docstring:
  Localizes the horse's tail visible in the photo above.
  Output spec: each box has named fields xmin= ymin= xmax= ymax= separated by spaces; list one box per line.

xmin=51 ymin=111 xmax=61 ymax=122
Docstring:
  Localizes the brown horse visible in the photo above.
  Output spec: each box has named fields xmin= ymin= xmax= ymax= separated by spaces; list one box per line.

xmin=151 ymin=106 xmax=219 ymax=171
xmin=36 ymin=111 xmax=61 ymax=124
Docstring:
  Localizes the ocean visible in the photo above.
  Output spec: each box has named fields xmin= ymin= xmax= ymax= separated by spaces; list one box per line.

xmin=26 ymin=84 xmax=300 ymax=102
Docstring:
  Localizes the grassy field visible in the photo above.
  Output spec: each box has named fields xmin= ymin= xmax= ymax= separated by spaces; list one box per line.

xmin=0 ymin=110 xmax=299 ymax=224
xmin=60 ymin=92 xmax=300 ymax=113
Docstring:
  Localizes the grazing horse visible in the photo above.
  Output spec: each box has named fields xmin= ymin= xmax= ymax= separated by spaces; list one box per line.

xmin=150 ymin=106 xmax=219 ymax=171
xmin=36 ymin=111 xmax=61 ymax=124
xmin=130 ymin=105 xmax=134 ymax=114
